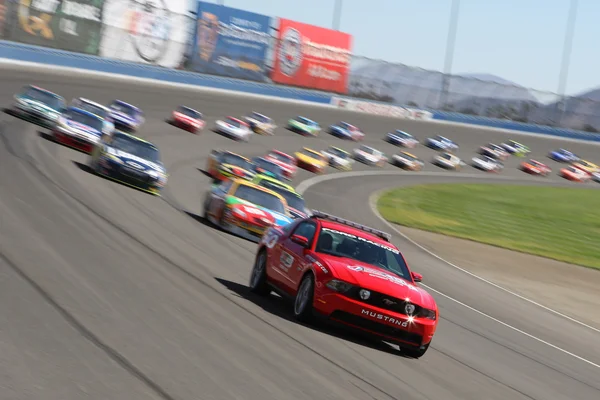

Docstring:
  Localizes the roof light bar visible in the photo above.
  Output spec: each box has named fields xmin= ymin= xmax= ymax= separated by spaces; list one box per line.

xmin=310 ymin=210 xmax=392 ymax=242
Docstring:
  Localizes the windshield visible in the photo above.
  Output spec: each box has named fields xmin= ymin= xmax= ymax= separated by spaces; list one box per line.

xmin=253 ymin=158 xmax=283 ymax=175
xmin=65 ymin=110 xmax=103 ymax=131
xmin=440 ymin=153 xmax=453 ymax=160
xmin=436 ymin=136 xmax=447 ymax=141
xmin=301 ymin=149 xmax=323 ymax=159
xmin=298 ymin=117 xmax=315 ymax=126
xmin=221 ymin=153 xmax=253 ymax=170
xmin=401 ymin=153 xmax=417 ymax=161
xmin=395 ymin=130 xmax=410 ymax=137
xmin=268 ymin=152 xmax=293 ymax=164
xmin=109 ymin=134 xmax=160 ymax=162
xmin=233 ymin=185 xmax=286 ymax=214
xmin=177 ymin=107 xmax=201 ymax=118
xmin=251 ymin=113 xmax=270 ymax=122
xmin=260 ymin=182 xmax=305 ymax=210
xmin=110 ymin=102 xmax=138 ymax=117
xmin=75 ymin=102 xmax=108 ymax=119
xmin=315 ymin=227 xmax=411 ymax=281
xmin=328 ymin=148 xmax=348 ymax=158
xmin=226 ymin=118 xmax=242 ymax=128
xmin=359 ymin=146 xmax=375 ymax=154
xmin=21 ymin=87 xmax=64 ymax=110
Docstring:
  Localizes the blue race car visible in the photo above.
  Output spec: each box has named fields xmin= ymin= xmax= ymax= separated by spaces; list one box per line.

xmin=89 ymin=131 xmax=168 ymax=195
xmin=108 ymin=100 xmax=144 ymax=133
xmin=251 ymin=157 xmax=285 ymax=181
xmin=328 ymin=121 xmax=365 ymax=141
xmin=52 ymin=107 xmax=105 ymax=153
xmin=548 ymin=148 xmax=580 ymax=163
xmin=424 ymin=135 xmax=458 ymax=151
xmin=386 ymin=130 xmax=418 ymax=148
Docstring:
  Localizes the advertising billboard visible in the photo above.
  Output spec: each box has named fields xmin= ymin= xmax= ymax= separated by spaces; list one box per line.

xmin=99 ymin=0 xmax=192 ymax=68
xmin=3 ymin=0 xmax=106 ymax=55
xmin=271 ymin=19 xmax=353 ymax=93
xmin=189 ymin=1 xmax=272 ymax=82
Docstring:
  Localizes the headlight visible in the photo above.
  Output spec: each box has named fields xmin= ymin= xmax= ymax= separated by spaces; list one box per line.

xmin=232 ymin=208 xmax=247 ymax=219
xmin=148 ymin=170 xmax=159 ymax=178
xmin=417 ymin=308 xmax=436 ymax=320
xmin=325 ymin=279 xmax=354 ymax=293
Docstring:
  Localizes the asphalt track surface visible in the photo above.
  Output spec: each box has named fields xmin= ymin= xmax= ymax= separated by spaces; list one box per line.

xmin=1 ymin=66 xmax=599 ymax=400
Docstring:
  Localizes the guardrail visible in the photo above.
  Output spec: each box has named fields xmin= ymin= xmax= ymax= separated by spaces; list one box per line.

xmin=1 ymin=40 xmax=600 ymax=143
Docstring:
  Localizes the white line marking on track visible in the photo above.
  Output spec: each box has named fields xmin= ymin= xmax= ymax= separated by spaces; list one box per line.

xmin=298 ymin=170 xmax=600 ymax=335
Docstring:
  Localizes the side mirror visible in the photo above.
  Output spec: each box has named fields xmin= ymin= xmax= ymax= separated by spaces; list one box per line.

xmin=411 ymin=272 xmax=423 ymax=283
xmin=291 ymin=234 xmax=309 ymax=247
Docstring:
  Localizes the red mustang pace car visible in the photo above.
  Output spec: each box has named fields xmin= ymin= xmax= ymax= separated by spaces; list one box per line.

xmin=250 ymin=211 xmax=438 ymax=358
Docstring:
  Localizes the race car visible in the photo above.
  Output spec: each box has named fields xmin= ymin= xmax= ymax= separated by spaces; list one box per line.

xmin=214 ymin=116 xmax=252 ymax=142
xmin=108 ymin=100 xmax=144 ymax=133
xmin=519 ymin=159 xmax=551 ymax=176
xmin=548 ymin=148 xmax=580 ymax=163
xmin=52 ymin=107 xmax=105 ymax=153
xmin=560 ymin=166 xmax=590 ymax=182
xmin=287 ymin=116 xmax=321 ymax=136
xmin=385 ymin=130 xmax=418 ymax=148
xmin=328 ymin=121 xmax=365 ymax=141
xmin=572 ymin=160 xmax=599 ymax=175
xmin=251 ymin=157 xmax=285 ymax=181
xmin=264 ymin=150 xmax=297 ymax=180
xmin=254 ymin=179 xmax=311 ymax=219
xmin=295 ymin=147 xmax=328 ymax=174
xmin=169 ymin=106 xmax=204 ymax=133
xmin=321 ymin=146 xmax=354 ymax=170
xmin=251 ymin=174 xmax=295 ymax=193
xmin=250 ymin=210 xmax=438 ymax=358
xmin=244 ymin=112 xmax=276 ymax=135
xmin=424 ymin=135 xmax=458 ymax=151
xmin=71 ymin=97 xmax=115 ymax=136
xmin=390 ymin=151 xmax=424 ymax=171
xmin=203 ymin=178 xmax=293 ymax=241
xmin=470 ymin=155 xmax=504 ymax=172
xmin=353 ymin=145 xmax=387 ymax=167
xmin=478 ymin=143 xmax=509 ymax=160
xmin=501 ymin=140 xmax=530 ymax=156
xmin=6 ymin=85 xmax=66 ymax=128
xmin=89 ymin=131 xmax=168 ymax=195
xmin=432 ymin=152 xmax=465 ymax=170
xmin=206 ymin=149 xmax=256 ymax=182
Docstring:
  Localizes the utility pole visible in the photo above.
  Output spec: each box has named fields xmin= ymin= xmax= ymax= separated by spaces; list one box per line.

xmin=439 ymin=0 xmax=460 ymax=110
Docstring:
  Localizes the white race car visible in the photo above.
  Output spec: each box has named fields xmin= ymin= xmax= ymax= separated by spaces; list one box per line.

xmin=391 ymin=151 xmax=424 ymax=171
xmin=432 ymin=152 xmax=465 ymax=170
xmin=424 ymin=135 xmax=459 ymax=151
xmin=353 ymin=145 xmax=387 ymax=167
xmin=386 ymin=130 xmax=418 ymax=148
xmin=478 ymin=143 xmax=509 ymax=160
xmin=471 ymin=155 xmax=504 ymax=172
xmin=244 ymin=112 xmax=276 ymax=135
xmin=214 ymin=116 xmax=252 ymax=141
xmin=321 ymin=146 xmax=354 ymax=170
xmin=71 ymin=97 xmax=115 ymax=136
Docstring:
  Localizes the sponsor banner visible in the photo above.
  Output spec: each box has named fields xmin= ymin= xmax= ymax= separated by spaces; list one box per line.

xmin=189 ymin=2 xmax=271 ymax=82
xmin=330 ymin=97 xmax=433 ymax=120
xmin=271 ymin=18 xmax=352 ymax=94
xmin=99 ymin=0 xmax=191 ymax=68
xmin=4 ymin=0 xmax=105 ymax=55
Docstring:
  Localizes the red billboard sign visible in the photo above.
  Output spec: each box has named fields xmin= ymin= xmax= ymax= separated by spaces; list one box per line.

xmin=271 ymin=19 xmax=353 ymax=94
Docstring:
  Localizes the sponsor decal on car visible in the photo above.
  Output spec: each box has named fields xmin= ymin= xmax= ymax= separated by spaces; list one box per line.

xmin=347 ymin=265 xmax=419 ymax=291
xmin=280 ymin=251 xmax=294 ymax=270
xmin=361 ymin=309 xmax=409 ymax=327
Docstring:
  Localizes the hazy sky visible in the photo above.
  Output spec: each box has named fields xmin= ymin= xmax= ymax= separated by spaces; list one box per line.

xmin=196 ymin=0 xmax=597 ymax=96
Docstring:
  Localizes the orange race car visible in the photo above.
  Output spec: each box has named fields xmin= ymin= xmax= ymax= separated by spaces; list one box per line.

xmin=560 ymin=166 xmax=590 ymax=182
xmin=519 ymin=159 xmax=551 ymax=176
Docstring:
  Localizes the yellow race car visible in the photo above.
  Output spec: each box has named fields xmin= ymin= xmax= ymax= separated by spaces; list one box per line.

xmin=206 ymin=149 xmax=256 ymax=181
xmin=294 ymin=147 xmax=327 ymax=174
xmin=572 ymin=159 xmax=599 ymax=175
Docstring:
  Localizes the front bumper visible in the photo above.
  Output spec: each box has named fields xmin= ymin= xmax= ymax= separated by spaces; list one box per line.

xmin=6 ymin=106 xmax=56 ymax=127
xmin=54 ymin=129 xmax=97 ymax=153
xmin=173 ymin=118 xmax=202 ymax=132
xmin=313 ymin=292 xmax=436 ymax=348
xmin=221 ymin=211 xmax=272 ymax=242
xmin=96 ymin=159 xmax=162 ymax=194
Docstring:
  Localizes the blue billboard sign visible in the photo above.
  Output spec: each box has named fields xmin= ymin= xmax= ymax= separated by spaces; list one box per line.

xmin=190 ymin=2 xmax=272 ymax=82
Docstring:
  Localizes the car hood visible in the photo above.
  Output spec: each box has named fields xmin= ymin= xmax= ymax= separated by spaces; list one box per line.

xmin=64 ymin=119 xmax=102 ymax=137
xmin=324 ymin=257 xmax=435 ymax=309
xmin=267 ymin=158 xmax=294 ymax=170
xmin=226 ymin=196 xmax=291 ymax=226
xmin=18 ymin=97 xmax=59 ymax=113
xmin=297 ymin=154 xmax=323 ymax=164
xmin=105 ymin=147 xmax=165 ymax=173
xmin=219 ymin=163 xmax=255 ymax=179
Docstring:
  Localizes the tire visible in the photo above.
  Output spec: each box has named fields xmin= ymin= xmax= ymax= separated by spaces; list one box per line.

xmin=401 ymin=343 xmax=430 ymax=359
xmin=293 ymin=273 xmax=315 ymax=322
xmin=249 ymin=250 xmax=270 ymax=295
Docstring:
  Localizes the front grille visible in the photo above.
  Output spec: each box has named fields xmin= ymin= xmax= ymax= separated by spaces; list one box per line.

xmin=346 ymin=288 xmax=422 ymax=316
xmin=330 ymin=311 xmax=423 ymax=345
xmin=120 ymin=166 xmax=150 ymax=182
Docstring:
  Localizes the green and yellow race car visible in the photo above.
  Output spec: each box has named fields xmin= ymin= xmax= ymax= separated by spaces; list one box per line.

xmin=287 ymin=116 xmax=321 ymax=136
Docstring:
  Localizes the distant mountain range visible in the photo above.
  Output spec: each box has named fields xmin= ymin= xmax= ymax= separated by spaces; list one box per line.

xmin=348 ymin=60 xmax=600 ymax=131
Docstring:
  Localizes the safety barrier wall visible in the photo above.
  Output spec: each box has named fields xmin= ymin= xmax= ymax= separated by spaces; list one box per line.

xmin=1 ymin=40 xmax=600 ymax=143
